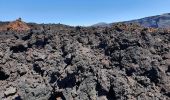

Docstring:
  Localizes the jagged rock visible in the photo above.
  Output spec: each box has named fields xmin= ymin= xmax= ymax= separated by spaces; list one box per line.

xmin=17 ymin=63 xmax=27 ymax=76
xmin=6 ymin=18 xmax=30 ymax=31
xmin=0 ymin=22 xmax=169 ymax=100
xmin=4 ymin=87 xmax=17 ymax=97
xmin=0 ymin=51 xmax=4 ymax=58
xmin=163 ymin=53 xmax=170 ymax=59
xmin=164 ymin=59 xmax=170 ymax=66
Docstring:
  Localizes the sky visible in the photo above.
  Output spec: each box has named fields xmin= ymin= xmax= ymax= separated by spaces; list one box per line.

xmin=0 ymin=0 xmax=170 ymax=26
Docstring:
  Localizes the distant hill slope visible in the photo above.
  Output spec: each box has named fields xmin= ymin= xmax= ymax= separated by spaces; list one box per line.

xmin=125 ymin=13 xmax=170 ymax=28
xmin=91 ymin=22 xmax=110 ymax=27
xmin=92 ymin=13 xmax=170 ymax=28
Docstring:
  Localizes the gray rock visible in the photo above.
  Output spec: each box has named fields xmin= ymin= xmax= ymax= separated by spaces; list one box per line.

xmin=0 ymin=22 xmax=170 ymax=100
xmin=4 ymin=87 xmax=17 ymax=97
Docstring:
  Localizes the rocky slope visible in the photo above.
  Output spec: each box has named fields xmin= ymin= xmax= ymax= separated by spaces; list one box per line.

xmin=125 ymin=13 xmax=170 ymax=28
xmin=93 ymin=13 xmax=170 ymax=29
xmin=0 ymin=20 xmax=170 ymax=100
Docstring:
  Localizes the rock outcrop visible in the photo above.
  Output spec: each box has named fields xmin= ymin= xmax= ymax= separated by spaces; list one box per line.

xmin=0 ymin=18 xmax=30 ymax=31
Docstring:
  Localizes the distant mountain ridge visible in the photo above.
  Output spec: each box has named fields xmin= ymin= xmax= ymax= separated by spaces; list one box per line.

xmin=92 ymin=22 xmax=109 ymax=27
xmin=125 ymin=13 xmax=170 ymax=28
xmin=92 ymin=13 xmax=170 ymax=28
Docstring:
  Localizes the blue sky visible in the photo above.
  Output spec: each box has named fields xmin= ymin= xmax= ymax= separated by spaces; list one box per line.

xmin=1 ymin=0 xmax=170 ymax=26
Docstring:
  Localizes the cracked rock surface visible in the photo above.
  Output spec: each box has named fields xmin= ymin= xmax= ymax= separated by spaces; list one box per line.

xmin=0 ymin=23 xmax=170 ymax=100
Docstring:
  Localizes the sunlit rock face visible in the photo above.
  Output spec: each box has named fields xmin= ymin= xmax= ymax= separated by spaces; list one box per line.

xmin=0 ymin=18 xmax=30 ymax=31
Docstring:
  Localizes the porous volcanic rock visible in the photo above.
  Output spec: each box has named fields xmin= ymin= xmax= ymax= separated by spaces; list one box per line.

xmin=0 ymin=22 xmax=170 ymax=100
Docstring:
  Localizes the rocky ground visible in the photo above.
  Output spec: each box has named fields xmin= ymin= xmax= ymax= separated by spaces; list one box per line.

xmin=0 ymin=20 xmax=170 ymax=100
